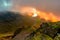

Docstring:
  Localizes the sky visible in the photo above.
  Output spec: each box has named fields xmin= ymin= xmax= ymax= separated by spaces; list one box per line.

xmin=0 ymin=0 xmax=60 ymax=16
xmin=0 ymin=0 xmax=12 ymax=11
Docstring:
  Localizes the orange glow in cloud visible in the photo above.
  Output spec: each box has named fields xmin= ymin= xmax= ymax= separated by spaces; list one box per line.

xmin=12 ymin=6 xmax=60 ymax=22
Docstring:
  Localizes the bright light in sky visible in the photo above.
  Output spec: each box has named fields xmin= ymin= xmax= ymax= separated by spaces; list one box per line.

xmin=4 ymin=2 xmax=12 ymax=7
xmin=32 ymin=8 xmax=38 ymax=17
xmin=4 ymin=2 xmax=8 ymax=6
xmin=0 ymin=0 xmax=13 ymax=11
xmin=32 ymin=13 xmax=38 ymax=17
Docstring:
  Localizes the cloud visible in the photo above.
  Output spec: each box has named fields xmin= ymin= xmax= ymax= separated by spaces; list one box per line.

xmin=11 ymin=0 xmax=60 ymax=16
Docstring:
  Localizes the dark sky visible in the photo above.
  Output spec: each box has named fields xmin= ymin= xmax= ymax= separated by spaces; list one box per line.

xmin=0 ymin=0 xmax=60 ymax=16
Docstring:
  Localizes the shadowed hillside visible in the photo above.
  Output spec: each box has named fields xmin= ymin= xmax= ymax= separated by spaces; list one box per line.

xmin=0 ymin=11 xmax=60 ymax=40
